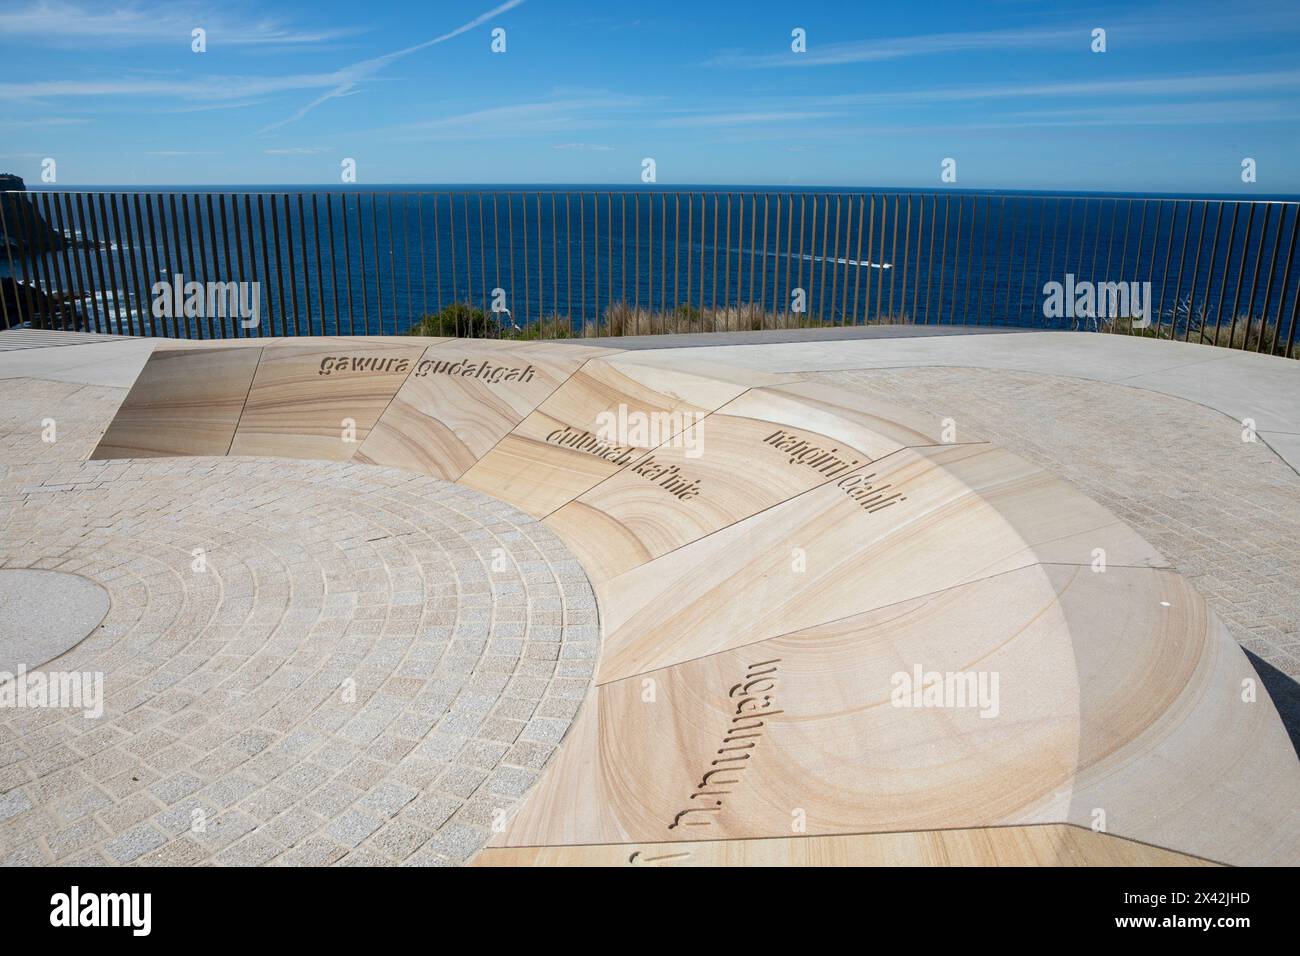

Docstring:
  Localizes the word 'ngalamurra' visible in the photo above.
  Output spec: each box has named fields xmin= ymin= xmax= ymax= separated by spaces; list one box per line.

xmin=668 ymin=658 xmax=782 ymax=830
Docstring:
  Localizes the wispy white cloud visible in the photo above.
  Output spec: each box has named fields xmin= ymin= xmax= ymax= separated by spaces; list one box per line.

xmin=0 ymin=117 xmax=90 ymax=129
xmin=0 ymin=74 xmax=343 ymax=101
xmin=825 ymin=69 xmax=1300 ymax=107
xmin=708 ymin=26 xmax=1077 ymax=68
xmin=145 ymin=149 xmax=219 ymax=155
xmin=552 ymin=142 xmax=614 ymax=151
xmin=655 ymin=110 xmax=835 ymax=128
xmin=260 ymin=0 xmax=527 ymax=132
xmin=263 ymin=146 xmax=333 ymax=155
xmin=708 ymin=3 xmax=1300 ymax=69
xmin=0 ymin=1 xmax=355 ymax=46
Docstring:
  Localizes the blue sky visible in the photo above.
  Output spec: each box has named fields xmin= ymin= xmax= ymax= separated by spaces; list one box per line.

xmin=2 ymin=0 xmax=1299 ymax=192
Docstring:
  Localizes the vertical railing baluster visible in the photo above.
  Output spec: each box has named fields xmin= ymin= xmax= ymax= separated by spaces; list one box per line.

xmin=808 ymin=194 xmax=820 ymax=321
xmin=308 ymin=194 xmax=322 ymax=335
xmin=518 ymin=192 xmax=528 ymax=325
xmin=672 ymin=194 xmax=680 ymax=325
xmin=553 ymin=193 xmax=561 ymax=330
xmin=710 ymin=193 xmax=719 ymax=317
xmin=1210 ymin=202 xmax=1239 ymax=344
xmin=0 ymin=194 xmax=16 ymax=328
xmin=1185 ymin=201 xmax=1213 ymax=342
xmin=660 ymin=193 xmax=668 ymax=315
xmin=416 ymin=194 xmax=427 ymax=330
xmin=73 ymin=194 xmax=101 ymax=333
xmin=946 ymin=196 xmax=962 ymax=325
xmin=794 ymin=195 xmax=805 ymax=323
xmin=1061 ymin=199 xmax=1077 ymax=327
xmin=129 ymin=193 xmax=156 ymax=337
xmin=175 ymin=193 xmax=196 ymax=337
xmin=431 ymin=193 xmax=443 ymax=322
xmin=1286 ymin=236 xmax=1300 ymax=357
xmin=535 ymin=193 xmax=543 ymax=327
xmin=369 ymin=193 xmax=382 ymax=333
xmin=203 ymin=194 xmax=222 ymax=337
xmin=828 ymin=193 xmax=840 ymax=323
xmin=1099 ymin=199 xmax=1119 ymax=331
xmin=121 ymin=188 xmax=145 ymax=335
xmin=294 ymin=193 xmax=313 ymax=335
xmin=1170 ymin=201 xmax=1193 ymax=340
xmin=854 ymin=192 xmax=868 ymax=323
xmin=340 ymin=194 xmax=355 ymax=335
xmin=1027 ymin=197 xmax=1048 ymax=329
xmin=35 ymin=192 xmax=65 ymax=330
xmin=898 ymin=194 xmax=913 ymax=322
xmin=192 ymin=194 xmax=211 ymax=337
xmin=40 ymin=193 xmax=69 ymax=329
xmin=636 ymin=193 xmax=643 ymax=320
xmin=696 ymin=194 xmax=704 ymax=322
xmin=862 ymin=195 xmax=875 ymax=322
xmin=1258 ymin=203 xmax=1289 ymax=353
xmin=226 ymin=194 xmax=247 ymax=339
xmin=985 ymin=196 xmax=1001 ymax=325
xmin=888 ymin=193 xmax=902 ymax=319
xmin=218 ymin=194 xmax=237 ymax=338
xmin=111 ymin=193 xmax=139 ymax=334
xmin=1156 ymin=200 xmax=1179 ymax=335
xmin=491 ymin=193 xmax=501 ymax=332
xmin=585 ymin=192 xmax=590 ymax=330
xmin=19 ymin=196 xmax=43 ymax=325
xmin=936 ymin=195 xmax=951 ymax=326
xmin=23 ymin=196 xmax=48 ymax=328
xmin=39 ymin=194 xmax=67 ymax=330
xmin=3 ymin=195 xmax=30 ymax=327
xmin=448 ymin=193 xmax=459 ymax=334
xmin=958 ymin=195 xmax=975 ymax=324
xmin=733 ymin=195 xmax=743 ymax=317
xmin=257 ymin=192 xmax=278 ymax=335
xmin=767 ymin=194 xmax=779 ymax=318
xmin=235 ymin=195 xmax=254 ymax=337
xmin=154 ymin=194 xmax=176 ymax=338
xmin=924 ymin=195 xmax=937 ymax=325
xmin=1226 ymin=203 xmax=1256 ymax=345
xmin=1243 ymin=203 xmax=1273 ymax=349
xmin=1267 ymin=205 xmax=1298 ymax=355
xmin=272 ymin=194 xmax=291 ymax=336
xmin=747 ymin=194 xmax=757 ymax=314
xmin=568 ymin=193 xmax=575 ymax=330
xmin=53 ymin=193 xmax=82 ymax=330
xmin=626 ymin=192 xmax=631 ymax=316
xmin=386 ymin=193 xmax=398 ymax=332
xmin=478 ymin=193 xmax=488 ymax=327
xmin=1000 ymin=196 xmax=1017 ymax=323
xmin=844 ymin=193 xmax=856 ymax=323
xmin=64 ymin=195 xmax=92 ymax=332
xmin=61 ymin=192 xmax=88 ymax=331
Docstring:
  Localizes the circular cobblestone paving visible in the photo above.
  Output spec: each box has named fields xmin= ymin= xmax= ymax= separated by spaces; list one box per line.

xmin=0 ymin=380 xmax=597 ymax=866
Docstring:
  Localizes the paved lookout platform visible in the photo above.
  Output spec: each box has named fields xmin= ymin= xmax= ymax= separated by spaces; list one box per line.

xmin=0 ymin=326 xmax=1296 ymax=867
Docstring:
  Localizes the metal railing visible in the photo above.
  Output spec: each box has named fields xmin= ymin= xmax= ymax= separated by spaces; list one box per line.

xmin=1 ymin=189 xmax=1296 ymax=356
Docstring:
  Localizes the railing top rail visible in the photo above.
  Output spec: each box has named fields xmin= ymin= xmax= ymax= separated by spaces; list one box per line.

xmin=3 ymin=188 xmax=1298 ymax=205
